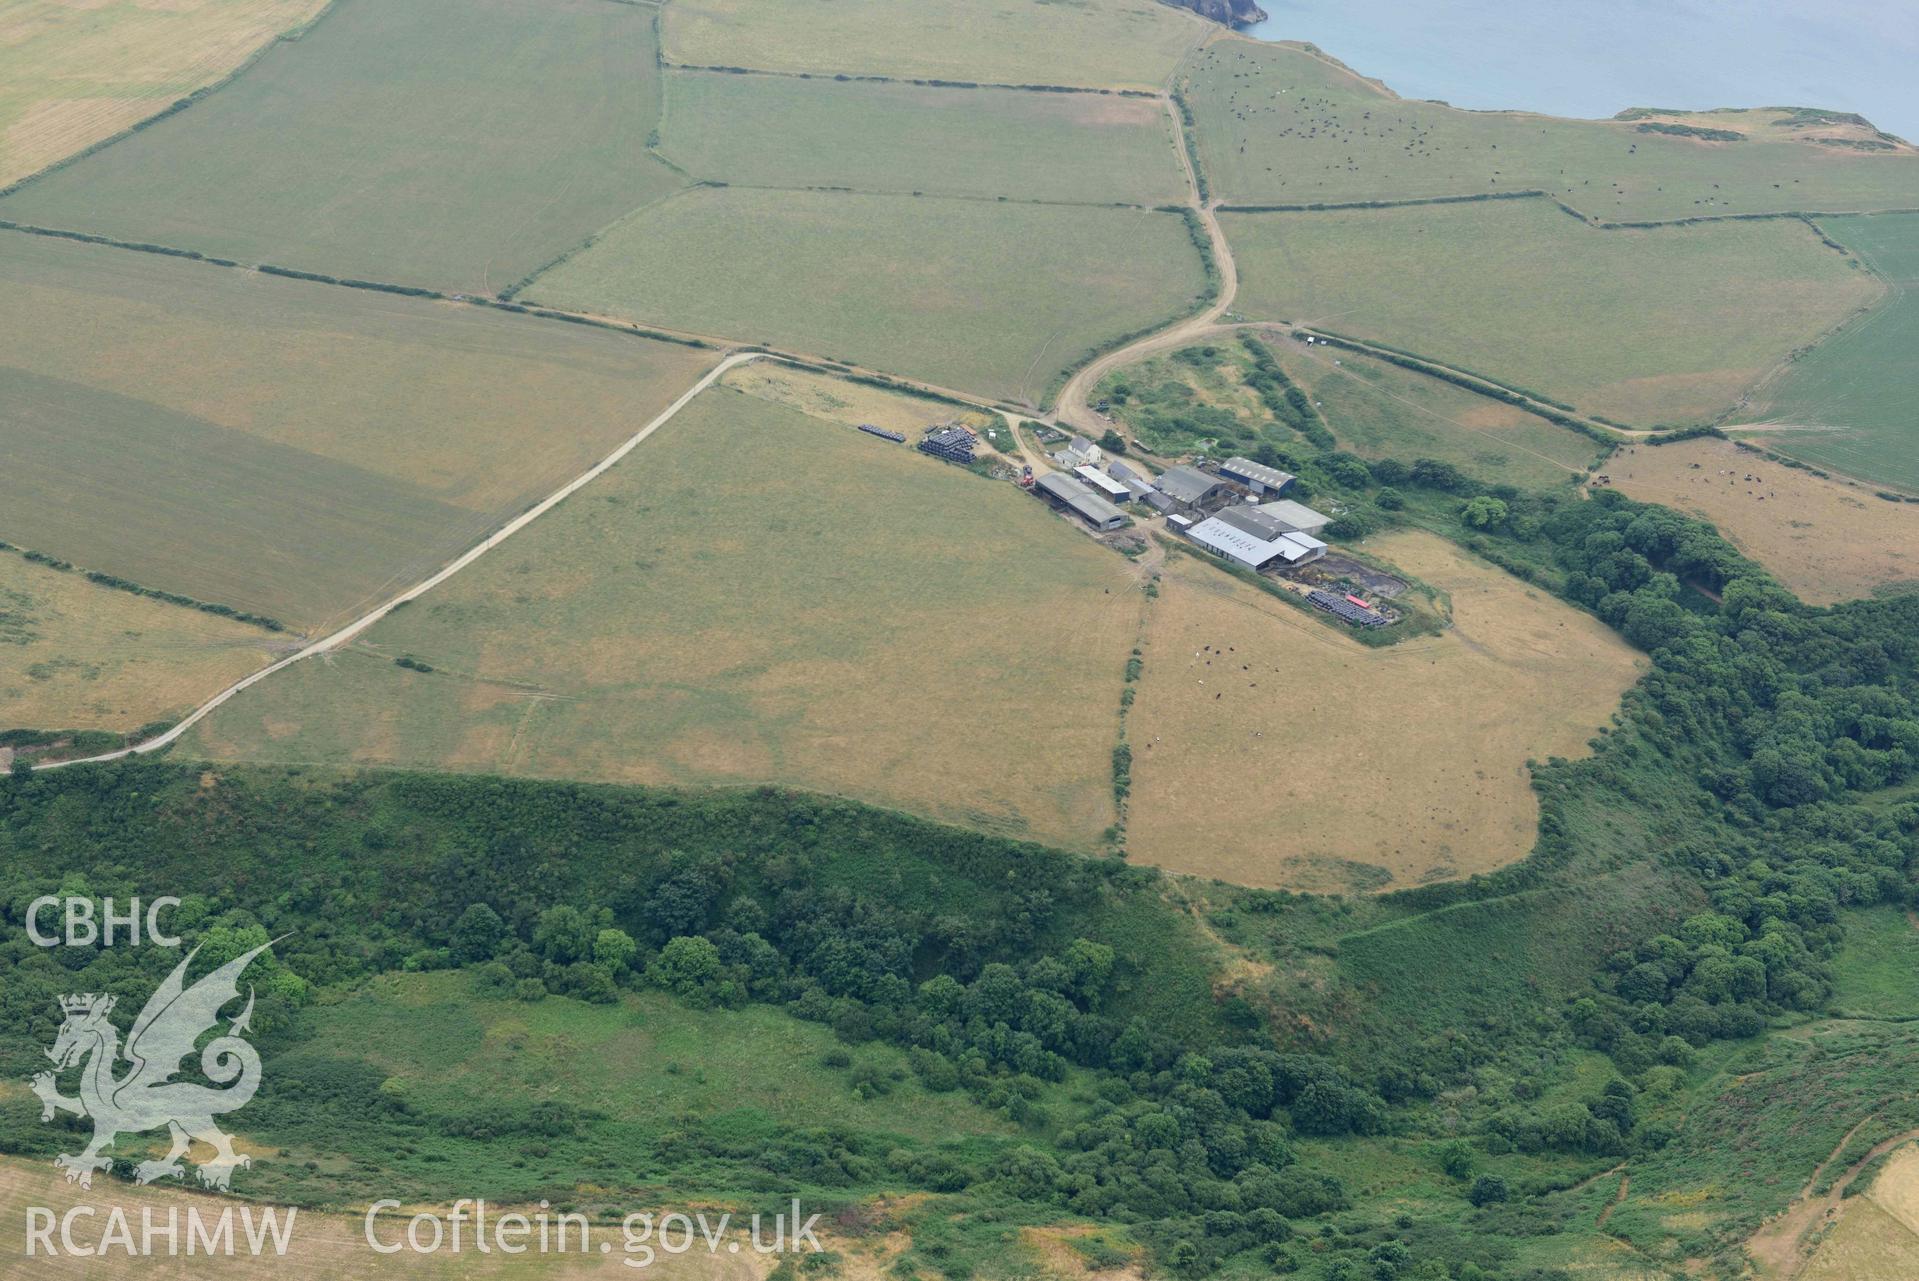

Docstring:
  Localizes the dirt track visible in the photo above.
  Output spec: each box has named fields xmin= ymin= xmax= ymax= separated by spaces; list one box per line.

xmin=1051 ymin=95 xmax=1238 ymax=436
xmin=1748 ymin=1123 xmax=1919 ymax=1278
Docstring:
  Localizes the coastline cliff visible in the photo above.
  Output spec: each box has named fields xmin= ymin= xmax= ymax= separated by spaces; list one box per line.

xmin=1162 ymin=0 xmax=1269 ymax=27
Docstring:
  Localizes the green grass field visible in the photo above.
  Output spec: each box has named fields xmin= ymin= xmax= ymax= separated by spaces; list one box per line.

xmin=657 ymin=69 xmax=1186 ymax=205
xmin=185 ymin=384 xmax=1142 ymax=849
xmin=229 ymin=969 xmax=1031 ymax=1207
xmin=662 ymin=0 xmax=1204 ymax=92
xmin=1268 ymin=335 xmax=1602 ymax=487
xmin=1749 ymin=212 xmax=1919 ymax=490
xmin=523 ymin=187 xmax=1209 ymax=406
xmin=1333 ymin=868 xmax=1693 ymax=1050
xmin=1222 ymin=197 xmax=1879 ymax=426
xmin=1182 ymin=37 xmax=1919 ymax=217
xmin=1828 ymin=905 xmax=1919 ymax=1019
xmin=0 ymin=0 xmax=683 ymax=293
xmin=0 ymin=233 xmax=713 ymax=632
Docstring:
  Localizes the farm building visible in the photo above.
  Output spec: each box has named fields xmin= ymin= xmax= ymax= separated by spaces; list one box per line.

xmin=1156 ymin=464 xmax=1229 ymax=507
xmin=1107 ymin=460 xmax=1156 ymax=499
xmin=1187 ymin=507 xmax=1327 ymax=570
xmin=1142 ymin=491 xmax=1177 ymax=515
xmin=1219 ymin=456 xmax=1295 ymax=496
xmin=1215 ymin=505 xmax=1289 ymax=540
xmin=1034 ymin=471 xmax=1128 ymax=531
xmin=1075 ymin=465 xmax=1133 ymax=501
xmin=919 ymin=426 xmax=976 ymax=463
xmin=1055 ymin=435 xmax=1102 ymax=468
xmin=1255 ymin=499 xmax=1329 ymax=535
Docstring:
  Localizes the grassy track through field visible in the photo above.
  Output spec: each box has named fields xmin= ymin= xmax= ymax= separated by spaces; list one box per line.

xmin=1052 ymin=98 xmax=1236 ymax=433
xmin=1797 ymin=1144 xmax=1919 ymax=1280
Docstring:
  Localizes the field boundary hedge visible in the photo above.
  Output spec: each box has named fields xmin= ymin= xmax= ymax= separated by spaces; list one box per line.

xmin=1291 ymin=327 xmax=1614 ymax=443
xmin=0 ymin=539 xmax=287 ymax=632
xmin=662 ymin=61 xmax=1160 ymax=99
xmin=1216 ymin=188 xmax=1919 ymax=234
xmin=0 ymin=220 xmax=709 ymax=350
xmin=705 ymin=181 xmax=1152 ymax=212
xmin=1216 ymin=189 xmax=1546 ymax=215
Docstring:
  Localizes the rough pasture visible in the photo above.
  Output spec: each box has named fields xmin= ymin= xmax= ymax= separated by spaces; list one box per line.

xmin=1124 ymin=533 xmax=1644 ymax=890
xmin=185 ymin=386 xmax=1142 ymax=851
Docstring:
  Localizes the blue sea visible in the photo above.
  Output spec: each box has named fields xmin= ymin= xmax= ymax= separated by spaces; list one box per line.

xmin=1239 ymin=0 xmax=1919 ymax=142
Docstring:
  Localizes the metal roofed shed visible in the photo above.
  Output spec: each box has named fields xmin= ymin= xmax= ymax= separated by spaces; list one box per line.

xmin=1215 ymin=505 xmax=1289 ymax=541
xmin=1156 ymin=464 xmax=1227 ymax=506
xmin=1280 ymin=531 xmax=1327 ymax=560
xmin=1142 ymin=491 xmax=1176 ymax=514
xmin=1185 ymin=516 xmax=1327 ymax=570
xmin=1219 ymin=456 xmax=1295 ymax=495
xmin=1256 ymin=498 xmax=1330 ymax=535
xmin=1034 ymin=471 xmax=1127 ymax=531
xmin=1074 ymin=465 xmax=1132 ymax=500
xmin=1106 ymin=460 xmax=1156 ymax=498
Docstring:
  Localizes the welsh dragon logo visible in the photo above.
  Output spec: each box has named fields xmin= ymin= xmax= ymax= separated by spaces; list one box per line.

xmin=30 ymin=941 xmax=273 ymax=1191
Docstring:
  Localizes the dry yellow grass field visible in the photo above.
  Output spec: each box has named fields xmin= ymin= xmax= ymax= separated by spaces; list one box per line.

xmin=1799 ymin=1145 xmax=1919 ymax=1281
xmin=0 ymin=0 xmax=327 ymax=187
xmin=185 ymin=385 xmax=1142 ymax=850
xmin=0 ymin=553 xmax=277 ymax=733
xmin=1607 ymin=439 xmax=1919 ymax=605
xmin=722 ymin=362 xmax=999 ymax=438
xmin=1123 ymin=533 xmax=1645 ymax=890
xmin=0 ymin=234 xmax=716 ymax=634
xmin=1867 ymin=1145 xmax=1919 ymax=1239
xmin=0 ymin=1156 xmax=771 ymax=1278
